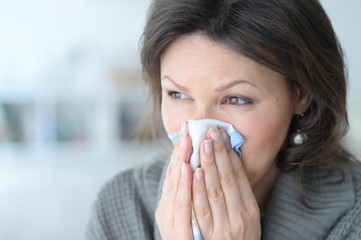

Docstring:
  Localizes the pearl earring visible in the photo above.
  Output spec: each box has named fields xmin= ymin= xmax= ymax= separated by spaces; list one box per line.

xmin=290 ymin=131 xmax=308 ymax=145
xmin=290 ymin=113 xmax=307 ymax=145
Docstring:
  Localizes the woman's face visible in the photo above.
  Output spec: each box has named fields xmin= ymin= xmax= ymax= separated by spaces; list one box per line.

xmin=160 ymin=34 xmax=304 ymax=186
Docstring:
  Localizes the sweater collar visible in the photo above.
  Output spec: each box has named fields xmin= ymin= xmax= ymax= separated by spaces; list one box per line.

xmin=153 ymin=160 xmax=355 ymax=240
xmin=153 ymin=158 xmax=169 ymax=240
xmin=262 ymin=164 xmax=355 ymax=239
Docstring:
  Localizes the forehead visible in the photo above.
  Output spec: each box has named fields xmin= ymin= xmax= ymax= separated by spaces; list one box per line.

xmin=160 ymin=34 xmax=282 ymax=90
xmin=161 ymin=34 xmax=245 ymax=69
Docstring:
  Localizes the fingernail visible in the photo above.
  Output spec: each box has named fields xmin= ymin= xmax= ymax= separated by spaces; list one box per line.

xmin=181 ymin=120 xmax=186 ymax=134
xmin=196 ymin=168 xmax=203 ymax=181
xmin=210 ymin=127 xmax=220 ymax=141
xmin=182 ymin=162 xmax=185 ymax=175
xmin=204 ymin=139 xmax=213 ymax=154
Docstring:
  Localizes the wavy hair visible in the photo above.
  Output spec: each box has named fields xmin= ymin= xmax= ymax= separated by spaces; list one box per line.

xmin=139 ymin=0 xmax=354 ymax=173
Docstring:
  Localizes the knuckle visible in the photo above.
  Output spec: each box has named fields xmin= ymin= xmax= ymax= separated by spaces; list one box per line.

xmin=233 ymin=167 xmax=246 ymax=182
xmin=199 ymin=205 xmax=211 ymax=217
xmin=220 ymin=170 xmax=236 ymax=186
xmin=207 ymin=186 xmax=223 ymax=200
xmin=202 ymin=157 xmax=215 ymax=167
xmin=167 ymin=181 xmax=176 ymax=193
xmin=179 ymin=175 xmax=191 ymax=190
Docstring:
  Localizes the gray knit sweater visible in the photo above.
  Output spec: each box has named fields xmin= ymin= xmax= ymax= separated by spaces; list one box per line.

xmin=86 ymin=157 xmax=361 ymax=240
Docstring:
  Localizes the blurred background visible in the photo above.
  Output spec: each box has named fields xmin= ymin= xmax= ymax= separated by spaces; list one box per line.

xmin=0 ymin=0 xmax=360 ymax=239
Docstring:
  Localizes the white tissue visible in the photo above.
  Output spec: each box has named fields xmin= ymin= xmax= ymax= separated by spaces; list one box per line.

xmin=167 ymin=119 xmax=244 ymax=171
xmin=188 ymin=119 xmax=243 ymax=171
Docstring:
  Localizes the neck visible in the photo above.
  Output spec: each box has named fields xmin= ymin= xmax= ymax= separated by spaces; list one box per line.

xmin=252 ymin=162 xmax=280 ymax=213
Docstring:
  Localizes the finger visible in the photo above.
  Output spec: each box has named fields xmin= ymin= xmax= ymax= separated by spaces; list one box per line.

xmin=162 ymin=121 xmax=192 ymax=198
xmin=199 ymin=137 xmax=228 ymax=230
xmin=173 ymin=162 xmax=193 ymax=238
xmin=161 ymin=121 xmax=192 ymax=224
xmin=221 ymin=130 xmax=258 ymax=210
xmin=192 ymin=167 xmax=213 ymax=236
xmin=208 ymin=127 xmax=246 ymax=219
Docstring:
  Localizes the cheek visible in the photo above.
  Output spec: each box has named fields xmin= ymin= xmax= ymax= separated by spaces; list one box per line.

xmin=161 ymin=99 xmax=186 ymax=134
xmin=236 ymin=104 xmax=293 ymax=185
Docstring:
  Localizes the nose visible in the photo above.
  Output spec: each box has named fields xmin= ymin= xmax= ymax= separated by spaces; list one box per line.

xmin=192 ymin=105 xmax=214 ymax=120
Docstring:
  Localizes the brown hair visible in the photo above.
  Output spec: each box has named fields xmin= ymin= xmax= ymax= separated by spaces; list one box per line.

xmin=139 ymin=0 xmax=354 ymax=171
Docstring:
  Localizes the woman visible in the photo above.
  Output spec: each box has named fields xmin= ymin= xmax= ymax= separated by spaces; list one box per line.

xmin=86 ymin=0 xmax=361 ymax=239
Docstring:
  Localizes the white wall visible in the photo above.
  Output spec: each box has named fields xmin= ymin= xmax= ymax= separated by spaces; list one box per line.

xmin=320 ymin=0 xmax=361 ymax=157
xmin=0 ymin=2 xmax=156 ymax=240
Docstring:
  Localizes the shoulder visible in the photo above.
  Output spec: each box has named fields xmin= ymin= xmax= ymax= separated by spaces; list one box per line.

xmin=98 ymin=156 xmax=165 ymax=209
xmin=100 ymin=157 xmax=165 ymax=203
xmin=86 ymin=157 xmax=166 ymax=240
xmin=348 ymin=160 xmax=361 ymax=191
xmin=326 ymin=160 xmax=361 ymax=239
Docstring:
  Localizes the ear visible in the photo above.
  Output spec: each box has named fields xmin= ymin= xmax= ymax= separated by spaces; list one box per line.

xmin=294 ymin=86 xmax=311 ymax=115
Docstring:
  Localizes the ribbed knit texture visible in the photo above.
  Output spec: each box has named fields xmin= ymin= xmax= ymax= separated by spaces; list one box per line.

xmin=86 ymin=159 xmax=164 ymax=240
xmin=86 ymin=159 xmax=361 ymax=240
xmin=262 ymin=163 xmax=361 ymax=240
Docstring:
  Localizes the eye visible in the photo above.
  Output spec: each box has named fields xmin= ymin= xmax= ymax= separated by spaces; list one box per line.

xmin=222 ymin=95 xmax=253 ymax=105
xmin=167 ymin=91 xmax=191 ymax=100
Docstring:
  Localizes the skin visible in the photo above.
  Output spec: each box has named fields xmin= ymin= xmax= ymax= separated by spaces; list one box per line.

xmin=155 ymin=34 xmax=309 ymax=239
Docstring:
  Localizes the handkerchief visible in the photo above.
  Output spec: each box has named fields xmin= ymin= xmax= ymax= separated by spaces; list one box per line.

xmin=168 ymin=119 xmax=245 ymax=171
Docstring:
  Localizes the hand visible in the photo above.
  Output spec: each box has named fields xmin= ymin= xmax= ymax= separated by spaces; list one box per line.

xmin=155 ymin=121 xmax=194 ymax=239
xmin=192 ymin=127 xmax=261 ymax=239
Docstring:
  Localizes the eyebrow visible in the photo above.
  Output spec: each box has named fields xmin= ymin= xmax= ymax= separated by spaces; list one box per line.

xmin=214 ymin=79 xmax=255 ymax=92
xmin=162 ymin=75 xmax=255 ymax=92
xmin=162 ymin=75 xmax=189 ymax=91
